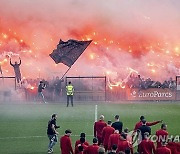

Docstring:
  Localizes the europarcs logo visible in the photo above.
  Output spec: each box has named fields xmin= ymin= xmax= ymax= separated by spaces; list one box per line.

xmin=131 ymin=90 xmax=173 ymax=98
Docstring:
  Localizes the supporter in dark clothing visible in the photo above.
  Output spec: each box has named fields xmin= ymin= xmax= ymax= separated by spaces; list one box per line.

xmin=112 ymin=115 xmax=123 ymax=133
xmin=138 ymin=119 xmax=151 ymax=140
xmin=53 ymin=76 xmax=62 ymax=101
xmin=10 ymin=57 xmax=22 ymax=84
xmin=37 ymin=81 xmax=46 ymax=103
xmin=47 ymin=114 xmax=60 ymax=154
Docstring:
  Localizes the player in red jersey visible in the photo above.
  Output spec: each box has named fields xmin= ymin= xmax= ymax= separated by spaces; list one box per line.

xmin=108 ymin=130 xmax=120 ymax=151
xmin=60 ymin=129 xmax=73 ymax=154
xmin=117 ymin=133 xmax=133 ymax=154
xmin=156 ymin=141 xmax=171 ymax=154
xmin=94 ymin=115 xmax=107 ymax=145
xmin=75 ymin=137 xmax=88 ymax=154
xmin=134 ymin=116 xmax=162 ymax=131
xmin=102 ymin=120 xmax=115 ymax=151
xmin=98 ymin=147 xmax=105 ymax=154
xmin=75 ymin=133 xmax=89 ymax=148
xmin=166 ymin=138 xmax=180 ymax=154
xmin=156 ymin=123 xmax=169 ymax=148
xmin=84 ymin=138 xmax=99 ymax=154
xmin=77 ymin=145 xmax=84 ymax=154
xmin=139 ymin=132 xmax=156 ymax=154
xmin=107 ymin=144 xmax=117 ymax=154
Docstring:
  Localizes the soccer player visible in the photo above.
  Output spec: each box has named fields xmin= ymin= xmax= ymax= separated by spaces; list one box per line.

xmin=117 ymin=133 xmax=133 ymax=154
xmin=138 ymin=119 xmax=151 ymax=140
xmin=84 ymin=138 xmax=99 ymax=154
xmin=102 ymin=120 xmax=115 ymax=151
xmin=37 ymin=81 xmax=46 ymax=103
xmin=75 ymin=137 xmax=88 ymax=154
xmin=47 ymin=114 xmax=60 ymax=154
xmin=167 ymin=138 xmax=180 ymax=154
xmin=139 ymin=132 xmax=156 ymax=154
xmin=75 ymin=133 xmax=89 ymax=148
xmin=156 ymin=123 xmax=169 ymax=148
xmin=108 ymin=130 xmax=120 ymax=151
xmin=10 ymin=57 xmax=22 ymax=84
xmin=66 ymin=81 xmax=74 ymax=107
xmin=60 ymin=129 xmax=73 ymax=154
xmin=134 ymin=115 xmax=162 ymax=131
xmin=94 ymin=115 xmax=107 ymax=145
xmin=107 ymin=144 xmax=117 ymax=154
xmin=112 ymin=115 xmax=123 ymax=133
xmin=156 ymin=141 xmax=171 ymax=154
xmin=77 ymin=145 xmax=84 ymax=154
xmin=98 ymin=147 xmax=105 ymax=154
xmin=125 ymin=148 xmax=131 ymax=154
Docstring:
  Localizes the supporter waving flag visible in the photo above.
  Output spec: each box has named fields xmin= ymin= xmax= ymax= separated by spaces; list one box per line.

xmin=49 ymin=39 xmax=92 ymax=67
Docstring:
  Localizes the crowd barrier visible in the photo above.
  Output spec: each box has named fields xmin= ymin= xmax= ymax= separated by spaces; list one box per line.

xmin=23 ymin=87 xmax=180 ymax=102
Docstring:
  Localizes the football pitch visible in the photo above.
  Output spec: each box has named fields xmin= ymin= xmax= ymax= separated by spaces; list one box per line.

xmin=0 ymin=101 xmax=179 ymax=154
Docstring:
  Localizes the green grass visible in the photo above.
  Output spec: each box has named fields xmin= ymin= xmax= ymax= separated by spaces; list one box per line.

xmin=0 ymin=102 xmax=179 ymax=154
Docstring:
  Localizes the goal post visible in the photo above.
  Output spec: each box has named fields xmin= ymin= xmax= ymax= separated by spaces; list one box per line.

xmin=0 ymin=76 xmax=17 ymax=90
xmin=176 ymin=76 xmax=180 ymax=100
xmin=0 ymin=76 xmax=17 ymax=102
xmin=176 ymin=76 xmax=180 ymax=91
xmin=65 ymin=76 xmax=107 ymax=101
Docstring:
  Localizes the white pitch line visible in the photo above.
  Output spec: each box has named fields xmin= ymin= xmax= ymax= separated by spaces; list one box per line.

xmin=0 ymin=135 xmax=93 ymax=140
xmin=95 ymin=104 xmax=98 ymax=122
xmin=0 ymin=136 xmax=45 ymax=140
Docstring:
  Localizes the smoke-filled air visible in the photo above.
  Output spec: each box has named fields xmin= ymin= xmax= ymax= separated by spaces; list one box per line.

xmin=0 ymin=0 xmax=180 ymax=83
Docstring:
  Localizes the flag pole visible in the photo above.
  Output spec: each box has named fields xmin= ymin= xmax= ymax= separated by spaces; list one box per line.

xmin=60 ymin=67 xmax=71 ymax=80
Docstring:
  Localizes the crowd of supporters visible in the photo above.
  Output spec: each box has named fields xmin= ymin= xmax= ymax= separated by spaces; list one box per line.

xmin=19 ymin=75 xmax=177 ymax=102
xmin=49 ymin=114 xmax=180 ymax=154
xmin=21 ymin=76 xmax=64 ymax=101
xmin=21 ymin=75 xmax=177 ymax=96
xmin=126 ymin=75 xmax=176 ymax=90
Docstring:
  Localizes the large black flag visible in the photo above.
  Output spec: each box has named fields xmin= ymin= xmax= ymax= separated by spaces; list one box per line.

xmin=50 ymin=39 xmax=92 ymax=67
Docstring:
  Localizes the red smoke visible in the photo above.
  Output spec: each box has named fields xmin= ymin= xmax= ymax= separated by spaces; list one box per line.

xmin=0 ymin=0 xmax=179 ymax=82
